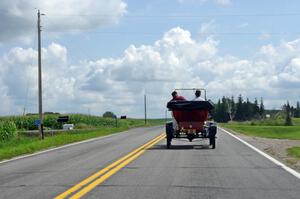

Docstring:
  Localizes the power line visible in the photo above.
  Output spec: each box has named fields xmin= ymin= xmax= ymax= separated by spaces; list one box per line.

xmin=23 ymin=27 xmax=37 ymax=116
xmin=43 ymin=29 xmax=300 ymax=36
xmin=1 ymin=9 xmax=300 ymax=18
xmin=44 ymin=12 xmax=300 ymax=18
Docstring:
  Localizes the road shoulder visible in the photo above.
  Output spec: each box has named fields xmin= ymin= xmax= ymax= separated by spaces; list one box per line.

xmin=221 ymin=127 xmax=300 ymax=172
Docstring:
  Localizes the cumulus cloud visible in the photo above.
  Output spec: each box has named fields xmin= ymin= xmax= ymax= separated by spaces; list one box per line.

xmin=0 ymin=0 xmax=127 ymax=43
xmin=215 ymin=0 xmax=231 ymax=5
xmin=259 ymin=32 xmax=271 ymax=40
xmin=199 ymin=20 xmax=216 ymax=35
xmin=178 ymin=0 xmax=231 ymax=5
xmin=1 ymin=27 xmax=300 ymax=117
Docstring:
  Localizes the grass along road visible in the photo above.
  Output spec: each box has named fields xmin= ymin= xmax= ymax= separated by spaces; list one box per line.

xmin=221 ymin=124 xmax=300 ymax=140
xmin=0 ymin=119 xmax=164 ymax=161
xmin=287 ymin=147 xmax=300 ymax=159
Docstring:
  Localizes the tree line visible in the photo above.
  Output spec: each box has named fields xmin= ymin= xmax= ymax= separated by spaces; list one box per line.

xmin=212 ymin=95 xmax=300 ymax=123
xmin=283 ymin=101 xmax=300 ymax=125
xmin=212 ymin=95 xmax=265 ymax=122
xmin=287 ymin=101 xmax=300 ymax=118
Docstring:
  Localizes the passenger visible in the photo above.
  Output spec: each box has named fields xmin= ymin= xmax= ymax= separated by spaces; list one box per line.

xmin=170 ymin=91 xmax=186 ymax=101
xmin=170 ymin=91 xmax=186 ymax=131
xmin=192 ymin=90 xmax=205 ymax=101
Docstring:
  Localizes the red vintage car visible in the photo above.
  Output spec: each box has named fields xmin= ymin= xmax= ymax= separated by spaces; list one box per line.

xmin=166 ymin=89 xmax=217 ymax=149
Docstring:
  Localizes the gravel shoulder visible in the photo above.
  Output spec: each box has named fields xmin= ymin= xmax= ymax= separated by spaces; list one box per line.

xmin=222 ymin=127 xmax=300 ymax=172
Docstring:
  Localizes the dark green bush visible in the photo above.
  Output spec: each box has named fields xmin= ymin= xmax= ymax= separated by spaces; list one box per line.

xmin=0 ymin=121 xmax=17 ymax=141
xmin=102 ymin=111 xmax=116 ymax=118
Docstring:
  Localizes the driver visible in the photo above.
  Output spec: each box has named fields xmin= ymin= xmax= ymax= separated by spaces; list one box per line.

xmin=169 ymin=91 xmax=186 ymax=131
xmin=170 ymin=91 xmax=186 ymax=101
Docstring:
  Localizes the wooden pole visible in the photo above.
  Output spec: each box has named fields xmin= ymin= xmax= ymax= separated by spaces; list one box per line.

xmin=37 ymin=10 xmax=44 ymax=139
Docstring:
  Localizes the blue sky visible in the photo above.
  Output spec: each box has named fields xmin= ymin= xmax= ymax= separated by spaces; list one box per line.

xmin=1 ymin=0 xmax=298 ymax=60
xmin=1 ymin=0 xmax=300 ymax=117
xmin=38 ymin=0 xmax=300 ymax=60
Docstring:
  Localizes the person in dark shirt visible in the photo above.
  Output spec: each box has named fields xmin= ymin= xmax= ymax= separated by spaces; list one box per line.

xmin=170 ymin=91 xmax=186 ymax=130
xmin=171 ymin=91 xmax=186 ymax=101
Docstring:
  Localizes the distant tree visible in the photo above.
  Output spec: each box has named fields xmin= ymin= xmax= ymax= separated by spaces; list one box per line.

xmin=291 ymin=106 xmax=295 ymax=117
xmin=212 ymin=99 xmax=221 ymax=122
xmin=228 ymin=96 xmax=236 ymax=121
xmin=253 ymin=98 xmax=260 ymax=117
xmin=221 ymin=96 xmax=231 ymax=122
xmin=259 ymin=97 xmax=265 ymax=118
xmin=213 ymin=99 xmax=222 ymax=122
xmin=44 ymin=112 xmax=60 ymax=115
xmin=243 ymin=98 xmax=253 ymax=120
xmin=235 ymin=94 xmax=244 ymax=121
xmin=294 ymin=101 xmax=300 ymax=118
xmin=103 ymin=111 xmax=116 ymax=118
xmin=284 ymin=102 xmax=293 ymax=126
xmin=212 ymin=98 xmax=230 ymax=123
xmin=214 ymin=95 xmax=270 ymax=122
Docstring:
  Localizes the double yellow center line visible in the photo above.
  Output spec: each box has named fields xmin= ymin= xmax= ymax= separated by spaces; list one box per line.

xmin=54 ymin=133 xmax=165 ymax=199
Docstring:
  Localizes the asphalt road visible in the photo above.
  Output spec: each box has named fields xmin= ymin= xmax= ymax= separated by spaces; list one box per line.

xmin=0 ymin=126 xmax=299 ymax=199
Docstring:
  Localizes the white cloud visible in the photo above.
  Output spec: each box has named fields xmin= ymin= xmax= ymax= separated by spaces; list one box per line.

xmin=178 ymin=0 xmax=231 ymax=5
xmin=1 ymin=27 xmax=300 ymax=117
xmin=199 ymin=20 xmax=216 ymax=35
xmin=216 ymin=0 xmax=231 ymax=5
xmin=0 ymin=0 xmax=127 ymax=43
xmin=259 ymin=32 xmax=271 ymax=40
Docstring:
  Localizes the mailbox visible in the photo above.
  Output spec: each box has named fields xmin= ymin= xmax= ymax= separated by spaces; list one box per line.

xmin=57 ymin=116 xmax=69 ymax=123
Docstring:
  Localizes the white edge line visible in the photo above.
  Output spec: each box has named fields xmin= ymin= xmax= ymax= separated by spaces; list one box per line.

xmin=219 ymin=127 xmax=300 ymax=179
xmin=0 ymin=131 xmax=121 ymax=165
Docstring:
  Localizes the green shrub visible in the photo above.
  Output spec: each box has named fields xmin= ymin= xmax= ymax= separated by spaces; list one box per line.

xmin=0 ymin=121 xmax=17 ymax=141
xmin=102 ymin=111 xmax=116 ymax=118
xmin=75 ymin=123 xmax=93 ymax=129
xmin=287 ymin=147 xmax=300 ymax=158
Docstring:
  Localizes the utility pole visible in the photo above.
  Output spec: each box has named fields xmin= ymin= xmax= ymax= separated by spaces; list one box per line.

xmin=37 ymin=10 xmax=44 ymax=139
xmin=144 ymin=94 xmax=147 ymax=124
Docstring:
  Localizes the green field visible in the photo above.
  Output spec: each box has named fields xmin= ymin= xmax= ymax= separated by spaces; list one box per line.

xmin=221 ymin=118 xmax=300 ymax=140
xmin=0 ymin=114 xmax=165 ymax=161
xmin=287 ymin=147 xmax=300 ymax=158
xmin=222 ymin=124 xmax=300 ymax=139
xmin=0 ymin=114 xmax=164 ymax=131
xmin=226 ymin=117 xmax=300 ymax=126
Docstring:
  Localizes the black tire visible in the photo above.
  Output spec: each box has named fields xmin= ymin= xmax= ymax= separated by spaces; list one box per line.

xmin=166 ymin=122 xmax=173 ymax=149
xmin=166 ymin=138 xmax=171 ymax=149
xmin=210 ymin=137 xmax=216 ymax=149
xmin=208 ymin=125 xmax=217 ymax=149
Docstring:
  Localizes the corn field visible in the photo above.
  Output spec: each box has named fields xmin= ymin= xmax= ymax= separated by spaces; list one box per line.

xmin=0 ymin=114 xmax=141 ymax=131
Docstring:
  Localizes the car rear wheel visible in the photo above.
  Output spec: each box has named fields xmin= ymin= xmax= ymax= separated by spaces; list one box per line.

xmin=209 ymin=137 xmax=216 ymax=149
xmin=166 ymin=122 xmax=173 ymax=149
xmin=166 ymin=138 xmax=171 ymax=149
